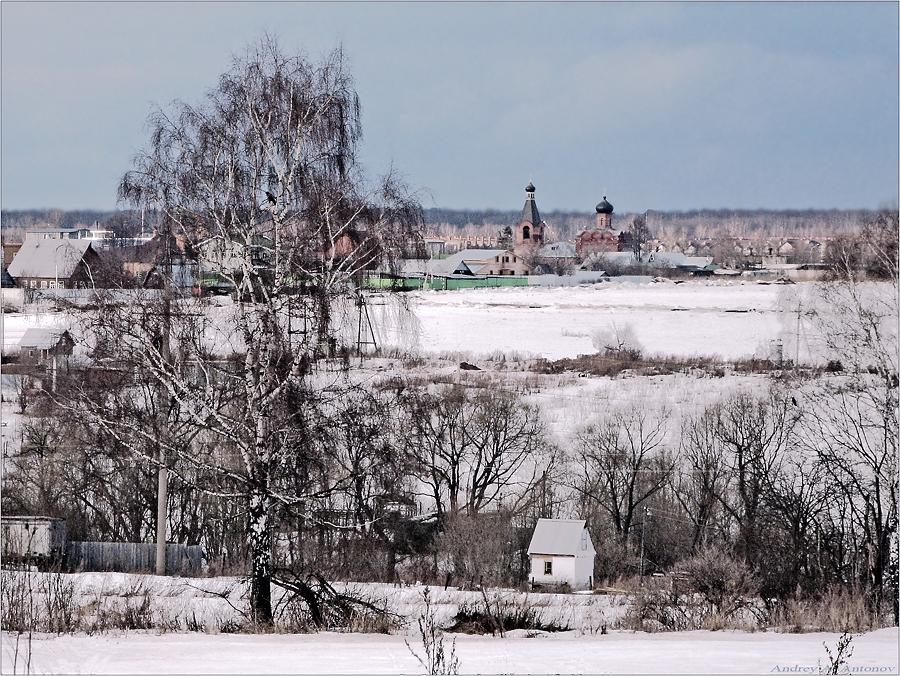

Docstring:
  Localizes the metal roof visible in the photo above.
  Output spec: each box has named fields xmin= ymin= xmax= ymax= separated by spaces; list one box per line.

xmin=18 ymin=328 xmax=70 ymax=350
xmin=521 ymin=196 xmax=542 ymax=225
xmin=7 ymin=239 xmax=94 ymax=279
xmin=595 ymin=196 xmax=614 ymax=214
xmin=527 ymin=518 xmax=595 ymax=556
xmin=537 ymin=241 xmax=577 ymax=258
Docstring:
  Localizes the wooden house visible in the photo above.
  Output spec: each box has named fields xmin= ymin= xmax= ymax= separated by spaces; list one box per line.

xmin=17 ymin=328 xmax=74 ymax=366
xmin=7 ymin=239 xmax=100 ymax=289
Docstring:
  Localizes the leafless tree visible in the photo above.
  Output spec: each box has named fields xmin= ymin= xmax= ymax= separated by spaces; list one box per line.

xmin=675 ymin=413 xmax=730 ymax=552
xmin=403 ymin=386 xmax=548 ymax=518
xmin=708 ymin=390 xmax=798 ymax=565
xmin=800 ymin=381 xmax=897 ymax=615
xmin=571 ymin=407 xmax=674 ymax=547
xmin=630 ymin=212 xmax=652 ymax=261
xmin=58 ymin=36 xmax=423 ymax=624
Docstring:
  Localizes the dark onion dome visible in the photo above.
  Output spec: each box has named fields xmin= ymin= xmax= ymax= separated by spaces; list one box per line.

xmin=595 ymin=196 xmax=614 ymax=214
xmin=526 ymin=182 xmax=536 ymax=193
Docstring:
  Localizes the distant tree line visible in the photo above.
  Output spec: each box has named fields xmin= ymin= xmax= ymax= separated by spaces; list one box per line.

xmin=2 ymin=207 xmax=882 ymax=245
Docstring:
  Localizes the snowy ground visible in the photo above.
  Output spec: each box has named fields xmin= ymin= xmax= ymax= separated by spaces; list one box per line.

xmin=3 ymin=280 xmax=893 ymax=363
xmin=379 ymin=280 xmax=814 ymax=361
xmin=2 ymin=573 xmax=897 ymax=674
xmin=3 ymin=627 xmax=897 ymax=674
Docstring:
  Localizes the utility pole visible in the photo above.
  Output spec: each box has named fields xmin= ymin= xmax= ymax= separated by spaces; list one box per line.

xmin=795 ymin=301 xmax=802 ymax=368
xmin=639 ymin=506 xmax=650 ymax=585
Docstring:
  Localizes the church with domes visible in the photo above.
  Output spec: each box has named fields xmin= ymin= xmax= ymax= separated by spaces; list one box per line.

xmin=575 ymin=195 xmax=621 ymax=257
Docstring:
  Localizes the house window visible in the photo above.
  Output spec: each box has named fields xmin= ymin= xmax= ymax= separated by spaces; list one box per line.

xmin=40 ymin=280 xmax=48 ymax=289
xmin=544 ymin=560 xmax=552 ymax=575
xmin=523 ymin=226 xmax=531 ymax=240
xmin=581 ymin=531 xmax=588 ymax=551
xmin=49 ymin=281 xmax=56 ymax=289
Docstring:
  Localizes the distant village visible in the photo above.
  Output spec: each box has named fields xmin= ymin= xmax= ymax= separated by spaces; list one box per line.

xmin=0 ymin=181 xmax=851 ymax=298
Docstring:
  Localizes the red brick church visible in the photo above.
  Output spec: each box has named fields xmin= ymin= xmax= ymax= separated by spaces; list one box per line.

xmin=575 ymin=196 xmax=620 ymax=257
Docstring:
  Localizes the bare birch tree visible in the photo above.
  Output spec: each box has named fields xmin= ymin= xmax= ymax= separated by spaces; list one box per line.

xmin=61 ymin=36 xmax=423 ymax=624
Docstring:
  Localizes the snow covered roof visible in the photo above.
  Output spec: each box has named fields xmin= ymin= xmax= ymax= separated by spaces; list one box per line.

xmin=18 ymin=328 xmax=71 ymax=350
xmin=537 ymin=241 xmax=577 ymax=258
xmin=7 ymin=239 xmax=95 ymax=279
xmin=527 ymin=518 xmax=595 ymax=556
xmin=599 ymin=251 xmax=714 ymax=269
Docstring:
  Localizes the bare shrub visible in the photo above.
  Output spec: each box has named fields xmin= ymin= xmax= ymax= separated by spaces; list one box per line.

xmin=405 ymin=588 xmax=460 ymax=675
xmin=820 ymin=631 xmax=855 ymax=675
xmin=622 ymin=549 xmax=764 ymax=632
xmin=771 ymin=586 xmax=888 ymax=633
xmin=434 ymin=513 xmax=516 ymax=588
xmin=449 ymin=592 xmax=569 ymax=635
xmin=678 ymin=547 xmax=760 ymax=619
xmin=591 ymin=323 xmax=643 ymax=360
xmin=2 ymin=571 xmax=79 ymax=635
xmin=272 ymin=572 xmax=399 ymax=633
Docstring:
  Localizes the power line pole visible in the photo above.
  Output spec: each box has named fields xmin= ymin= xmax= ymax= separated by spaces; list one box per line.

xmin=639 ymin=506 xmax=650 ymax=585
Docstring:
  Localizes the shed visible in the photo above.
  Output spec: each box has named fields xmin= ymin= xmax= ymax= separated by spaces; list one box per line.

xmin=1 ymin=515 xmax=67 ymax=568
xmin=527 ymin=518 xmax=595 ymax=590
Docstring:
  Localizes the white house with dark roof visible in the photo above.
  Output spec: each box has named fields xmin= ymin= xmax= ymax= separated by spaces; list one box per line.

xmin=527 ymin=518 xmax=596 ymax=590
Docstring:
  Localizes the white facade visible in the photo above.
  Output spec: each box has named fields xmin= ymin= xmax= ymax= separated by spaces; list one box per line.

xmin=527 ymin=519 xmax=596 ymax=591
xmin=0 ymin=515 xmax=67 ymax=561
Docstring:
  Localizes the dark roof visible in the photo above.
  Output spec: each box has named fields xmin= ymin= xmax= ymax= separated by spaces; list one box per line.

xmin=521 ymin=186 xmax=542 ymax=225
xmin=595 ymin=196 xmax=614 ymax=214
xmin=1 ymin=268 xmax=15 ymax=288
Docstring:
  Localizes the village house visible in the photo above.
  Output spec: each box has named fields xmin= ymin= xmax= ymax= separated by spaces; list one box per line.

xmin=17 ymin=328 xmax=74 ymax=366
xmin=527 ymin=518 xmax=596 ymax=591
xmin=404 ymin=248 xmax=530 ymax=277
xmin=533 ymin=241 xmax=579 ymax=273
xmin=7 ymin=239 xmax=101 ymax=289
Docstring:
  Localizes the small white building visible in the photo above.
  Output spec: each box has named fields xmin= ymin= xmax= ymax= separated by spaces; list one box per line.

xmin=527 ymin=518 xmax=596 ymax=591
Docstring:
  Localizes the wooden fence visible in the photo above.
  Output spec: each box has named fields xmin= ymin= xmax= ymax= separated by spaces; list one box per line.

xmin=65 ymin=541 xmax=204 ymax=574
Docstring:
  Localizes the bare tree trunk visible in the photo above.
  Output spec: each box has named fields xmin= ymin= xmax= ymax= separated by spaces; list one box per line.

xmin=248 ymin=484 xmax=273 ymax=625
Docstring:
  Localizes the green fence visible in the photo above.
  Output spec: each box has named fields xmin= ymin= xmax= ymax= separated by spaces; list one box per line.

xmin=366 ymin=275 xmax=529 ymax=291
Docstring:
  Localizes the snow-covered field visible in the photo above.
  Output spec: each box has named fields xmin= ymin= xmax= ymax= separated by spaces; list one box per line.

xmin=384 ymin=280 xmax=807 ymax=361
xmin=4 ymin=627 xmax=897 ymax=674
xmin=4 ymin=280 xmax=894 ymax=363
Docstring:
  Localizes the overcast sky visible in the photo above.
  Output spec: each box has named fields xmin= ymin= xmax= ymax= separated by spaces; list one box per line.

xmin=1 ymin=2 xmax=897 ymax=212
